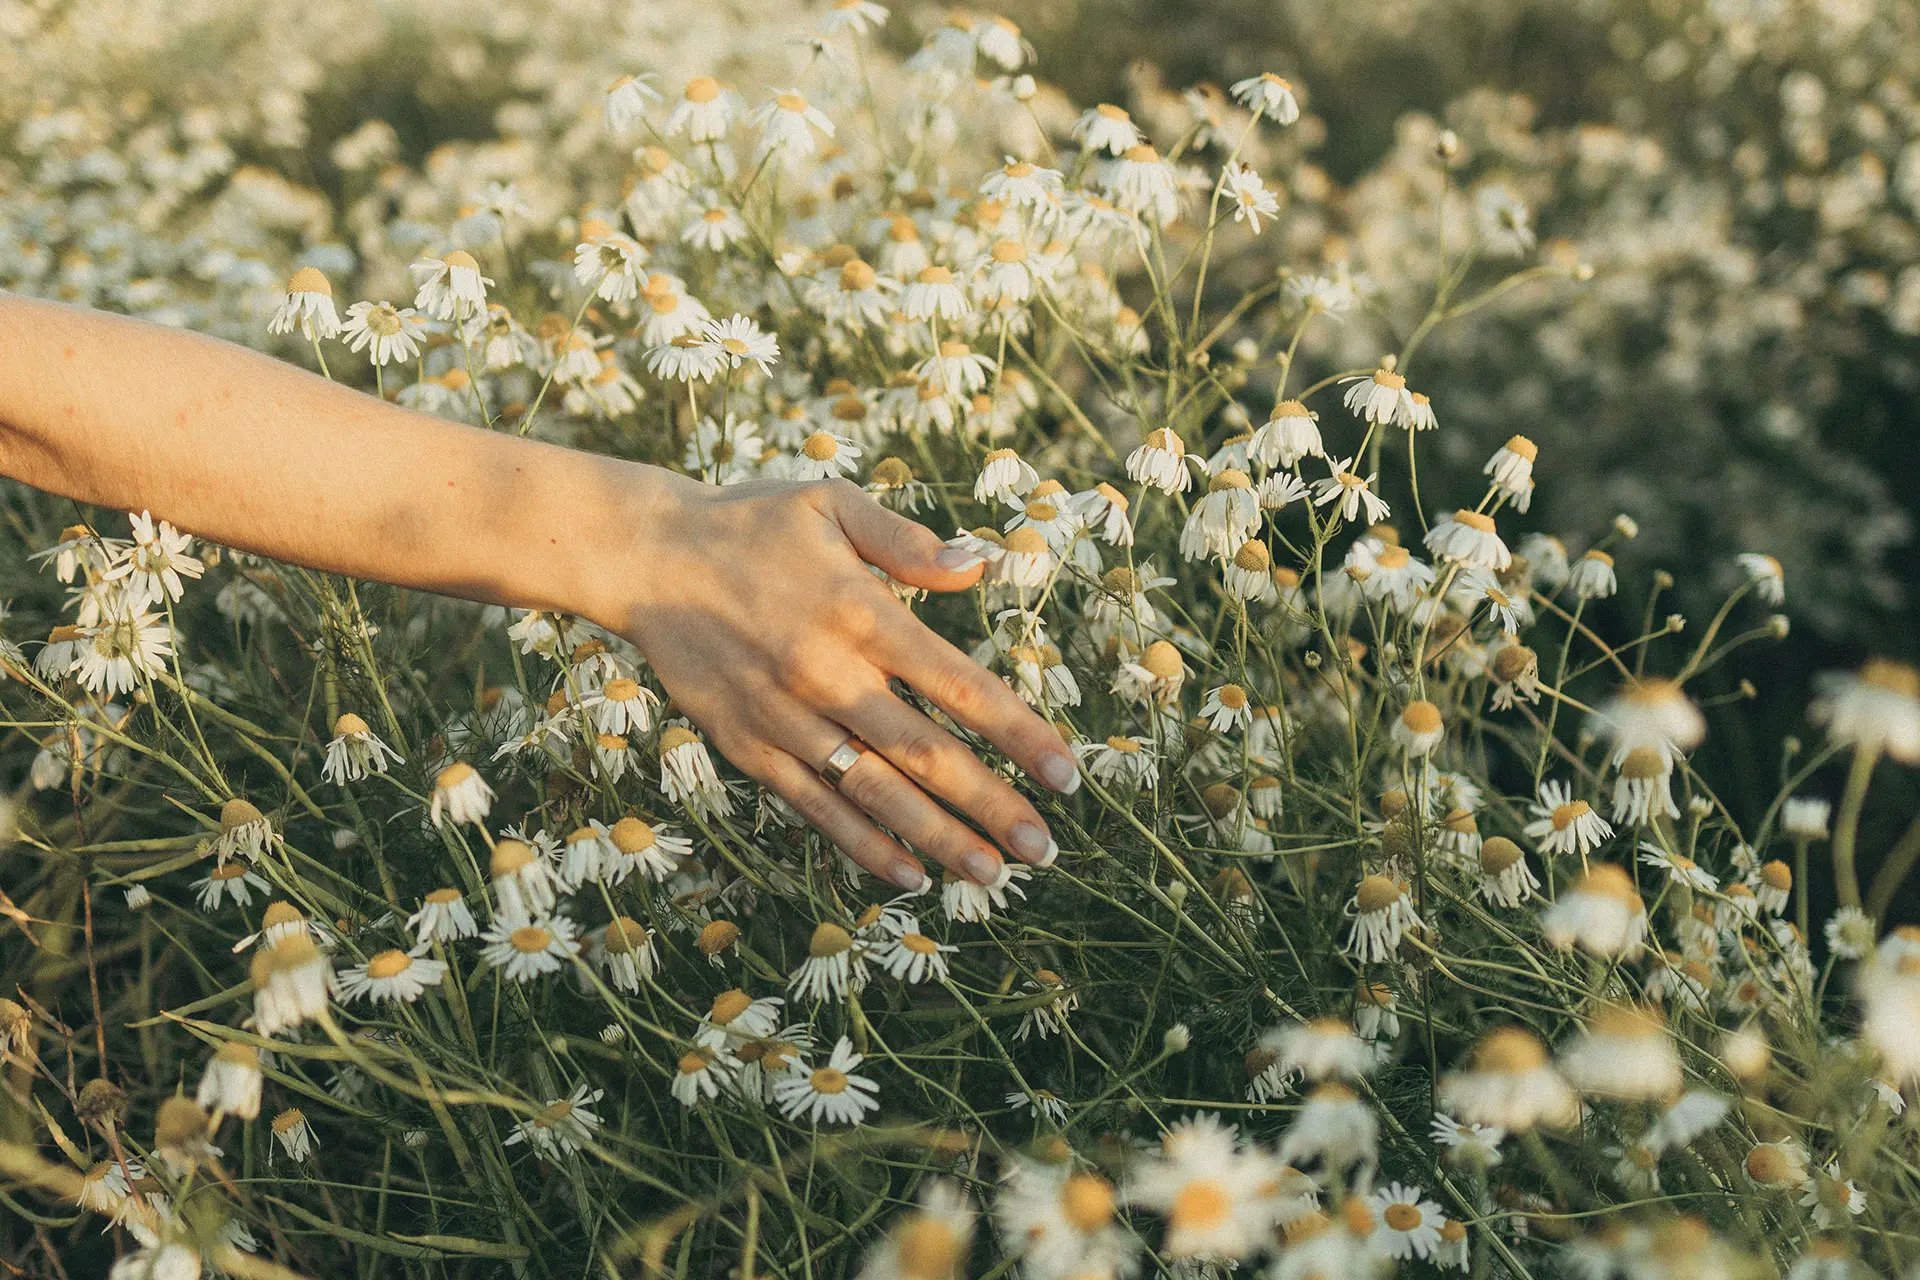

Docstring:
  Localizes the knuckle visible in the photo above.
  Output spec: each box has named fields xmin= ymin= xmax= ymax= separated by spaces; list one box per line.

xmin=895 ymin=732 xmax=948 ymax=782
xmin=931 ymin=663 xmax=988 ymax=721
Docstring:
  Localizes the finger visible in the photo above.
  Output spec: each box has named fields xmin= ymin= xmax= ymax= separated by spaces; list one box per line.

xmin=874 ymin=617 xmax=1082 ymax=795
xmin=749 ymin=747 xmax=931 ymax=893
xmin=842 ymin=686 xmax=1057 ymax=867
xmin=778 ymin=710 xmax=1008 ymax=886
xmin=820 ymin=478 xmax=983 ymax=592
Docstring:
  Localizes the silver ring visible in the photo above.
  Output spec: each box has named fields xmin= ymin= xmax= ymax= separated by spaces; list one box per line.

xmin=820 ymin=737 xmax=870 ymax=789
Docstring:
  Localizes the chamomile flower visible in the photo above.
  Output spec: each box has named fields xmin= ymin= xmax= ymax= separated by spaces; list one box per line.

xmin=1251 ymin=399 xmax=1323 ymax=468
xmin=696 ymin=989 xmax=786 ymax=1049
xmin=1071 ymin=103 xmax=1143 ymax=155
xmin=479 ymin=915 xmax=579 ymax=984
xmin=196 ymin=1043 xmax=263 ymax=1120
xmin=790 ymin=430 xmax=864 ymax=480
xmin=1440 ymin=1027 xmax=1579 ymax=1132
xmin=250 ymin=933 xmax=336 ymax=1035
xmin=408 ymin=888 xmax=477 ymax=945
xmin=74 ymin=604 xmax=172 ymax=697
xmin=698 ymin=314 xmax=780 ymax=375
xmin=1126 ymin=427 xmax=1194 ymax=493
xmin=337 ymin=948 xmax=447 ymax=1004
xmin=1484 ymin=435 xmax=1538 ymax=496
xmin=1231 ymin=72 xmax=1301 ymax=123
xmin=975 ymin=448 xmax=1039 ymax=502
xmin=789 ymin=922 xmax=867 ymax=1001
xmin=427 ymin=762 xmax=493 ymax=828
xmin=1367 ymin=1183 xmax=1447 ymax=1261
xmin=996 ymin=1161 xmax=1136 ymax=1278
xmin=943 ymin=862 xmax=1032 ymax=923
xmin=1391 ymin=700 xmax=1445 ymax=757
xmin=322 ymin=712 xmax=401 ymax=784
xmin=1424 ymin=510 xmax=1511 ymax=571
xmin=1223 ymin=164 xmax=1279 ymax=231
xmin=1341 ymin=366 xmax=1414 ymax=425
xmin=588 ymin=916 xmax=657 ymax=993
xmin=268 ymin=266 xmax=342 ymax=340
xmin=671 ymin=1047 xmax=732 ymax=1108
xmin=1344 ymin=874 xmax=1418 ymax=963
xmin=1541 ymin=863 xmax=1648 ymax=958
xmin=1075 ymin=734 xmax=1157 ymax=787
xmin=980 ymin=158 xmax=1064 ymax=211
xmin=1313 ymin=457 xmax=1390 ymax=525
xmin=1179 ymin=469 xmax=1261 ymax=562
xmin=872 ymin=927 xmax=956 ymax=984
xmin=1812 ymin=659 xmax=1920 ymax=763
xmin=659 ymin=724 xmax=733 ymax=818
xmin=1568 ymin=549 xmax=1618 ymax=600
xmin=819 ymin=0 xmax=889 ymax=36
xmin=665 ymin=76 xmax=739 ymax=142
xmin=489 ymin=838 xmax=558 ymax=924
xmin=1276 ymin=1083 xmax=1378 ymax=1173
xmin=192 ymin=861 xmax=269 ymax=911
xmin=507 ymin=1085 xmax=605 ymax=1159
xmin=1558 ymin=1003 xmax=1682 ymax=1101
xmin=1429 ymin=1113 xmax=1505 ymax=1170
xmin=1525 ymin=779 xmax=1614 ymax=858
xmin=603 ymin=74 xmax=661 ymax=133
xmin=410 ymin=250 xmax=492 ymax=321
xmin=774 ymin=1036 xmax=879 ymax=1126
xmin=1268 ymin=1017 xmax=1379 ymax=1081
xmin=750 ymin=89 xmax=835 ymax=161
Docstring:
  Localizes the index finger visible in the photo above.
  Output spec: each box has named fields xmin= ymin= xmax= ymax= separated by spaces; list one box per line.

xmin=874 ymin=613 xmax=1081 ymax=795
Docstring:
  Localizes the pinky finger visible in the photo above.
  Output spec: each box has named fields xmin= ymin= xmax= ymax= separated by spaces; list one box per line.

xmin=757 ymin=750 xmax=932 ymax=894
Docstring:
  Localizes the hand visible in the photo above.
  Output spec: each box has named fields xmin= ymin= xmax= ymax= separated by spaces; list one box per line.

xmin=602 ymin=471 xmax=1080 ymax=891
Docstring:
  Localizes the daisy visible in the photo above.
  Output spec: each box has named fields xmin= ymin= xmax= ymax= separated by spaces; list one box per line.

xmin=1592 ymin=677 xmax=1707 ymax=761
xmin=268 ymin=266 xmax=342 ymax=340
xmin=1126 ymin=427 xmax=1193 ymax=493
xmin=322 ymin=712 xmax=401 ymax=783
xmin=1484 ymin=435 xmax=1538 ymax=497
xmin=1525 ymin=779 xmax=1614 ymax=858
xmin=212 ymin=797 xmax=274 ymax=862
xmin=1344 ymin=874 xmax=1418 ymax=963
xmin=603 ymin=74 xmax=660 ymax=132
xmin=1736 ymin=552 xmax=1785 ymax=604
xmin=1638 ymin=842 xmax=1716 ymax=892
xmin=665 ymin=76 xmax=738 ymax=142
xmin=1488 ymin=642 xmax=1542 ymax=709
xmin=1424 ymin=510 xmax=1511 ymax=571
xmin=1439 ymin=1027 xmax=1579 ymax=1131
xmin=1801 ymin=1163 xmax=1867 ymax=1229
xmin=1104 ymin=144 xmax=1180 ymax=223
xmin=1541 ymin=863 xmax=1648 ymax=957
xmin=507 ymin=1085 xmax=605 ymax=1159
xmin=1359 ymin=543 xmax=1434 ymax=612
xmin=1368 ymin=1183 xmax=1446 ymax=1261
xmin=750 ymin=89 xmax=835 ymax=162
xmin=1649 ymin=1090 xmax=1730 ymax=1153
xmin=1558 ymin=1003 xmax=1682 ymax=1101
xmin=1783 ymin=797 xmax=1831 ymax=840
xmin=1613 ymin=747 xmax=1680 ymax=824
xmin=581 ymin=676 xmax=658 ymax=738
xmin=408 ymin=887 xmax=477 ymax=945
xmin=860 ymin=1181 xmax=973 ymax=1277
xmin=196 ymin=1043 xmax=263 ymax=1119
xmin=775 ymin=1036 xmax=880 ymax=1126
xmin=337 ymin=948 xmax=447 ymax=1004
xmin=789 ymin=922 xmax=867 ymax=1001
xmin=974 ymin=448 xmax=1039 ymax=503
xmin=1111 ymin=639 xmax=1187 ymax=706
xmin=1231 ymin=72 xmax=1301 ymax=123
xmin=108 ymin=1245 xmax=199 ymax=1280
xmin=682 ymin=203 xmax=750 ymax=253
xmin=479 ymin=915 xmax=579 ymax=983
xmin=901 ymin=264 xmax=970 ymax=322
xmin=588 ymin=916 xmax=657 ymax=993
xmin=427 ymin=762 xmax=493 ymax=828
xmin=410 ymin=250 xmax=492 ymax=322
xmin=698 ymin=314 xmax=780 ymax=375
xmin=992 ymin=527 xmax=1056 ymax=593
xmin=1313 ymin=457 xmax=1390 ymax=525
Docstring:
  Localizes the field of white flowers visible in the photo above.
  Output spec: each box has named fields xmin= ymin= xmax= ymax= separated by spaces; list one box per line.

xmin=2 ymin=1 xmax=1919 ymax=1278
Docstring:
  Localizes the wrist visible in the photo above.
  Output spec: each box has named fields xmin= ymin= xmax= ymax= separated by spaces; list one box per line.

xmin=549 ymin=454 xmax=704 ymax=636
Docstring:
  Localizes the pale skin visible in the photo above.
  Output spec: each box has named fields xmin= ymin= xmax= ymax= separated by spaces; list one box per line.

xmin=0 ymin=293 xmax=1080 ymax=890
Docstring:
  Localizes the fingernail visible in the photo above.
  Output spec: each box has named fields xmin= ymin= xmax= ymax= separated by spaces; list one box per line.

xmin=935 ymin=546 xmax=982 ymax=572
xmin=1038 ymin=754 xmax=1081 ymax=793
xmin=966 ymin=850 xmax=1002 ymax=885
xmin=890 ymin=862 xmax=931 ymax=893
xmin=1037 ymin=838 xmax=1059 ymax=869
xmin=1009 ymin=823 xmax=1052 ymax=862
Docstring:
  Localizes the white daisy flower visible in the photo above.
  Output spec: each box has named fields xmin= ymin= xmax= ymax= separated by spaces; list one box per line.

xmin=774 ymin=1036 xmax=880 ymax=1126
xmin=1231 ymin=72 xmax=1301 ymax=123
xmin=408 ymin=887 xmax=478 ymax=946
xmin=479 ymin=915 xmax=580 ymax=984
xmin=322 ymin=712 xmax=401 ymax=784
xmin=698 ymin=314 xmax=780 ymax=375
xmin=506 ymin=1085 xmax=605 ymax=1158
xmin=1368 ymin=1182 xmax=1447 ymax=1261
xmin=268 ymin=266 xmax=342 ymax=340
xmin=1524 ymin=779 xmax=1614 ymax=858
xmin=337 ymin=948 xmax=447 ymax=1004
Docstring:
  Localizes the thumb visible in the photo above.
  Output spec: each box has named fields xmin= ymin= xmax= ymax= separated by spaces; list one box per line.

xmin=828 ymin=483 xmax=984 ymax=593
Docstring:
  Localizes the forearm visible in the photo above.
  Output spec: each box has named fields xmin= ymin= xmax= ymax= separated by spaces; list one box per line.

xmin=0 ymin=293 xmax=665 ymax=629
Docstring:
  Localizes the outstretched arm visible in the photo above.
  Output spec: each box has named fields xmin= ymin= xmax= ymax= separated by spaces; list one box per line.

xmin=0 ymin=292 xmax=1078 ymax=889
